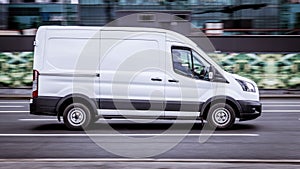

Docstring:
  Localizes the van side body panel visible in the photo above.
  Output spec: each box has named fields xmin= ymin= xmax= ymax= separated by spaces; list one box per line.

xmin=30 ymin=26 xmax=261 ymax=123
xmin=99 ymin=30 xmax=166 ymax=117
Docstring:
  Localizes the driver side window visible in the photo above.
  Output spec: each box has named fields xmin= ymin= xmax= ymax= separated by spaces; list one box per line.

xmin=172 ymin=48 xmax=194 ymax=78
xmin=171 ymin=47 xmax=211 ymax=81
xmin=192 ymin=50 xmax=211 ymax=80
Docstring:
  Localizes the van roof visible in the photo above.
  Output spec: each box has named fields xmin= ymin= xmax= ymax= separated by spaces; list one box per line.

xmin=38 ymin=26 xmax=197 ymax=47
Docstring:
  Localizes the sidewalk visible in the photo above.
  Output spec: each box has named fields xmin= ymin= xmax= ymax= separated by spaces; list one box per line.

xmin=0 ymin=88 xmax=300 ymax=99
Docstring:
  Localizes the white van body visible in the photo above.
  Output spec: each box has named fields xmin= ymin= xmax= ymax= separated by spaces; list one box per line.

xmin=30 ymin=26 xmax=261 ymax=130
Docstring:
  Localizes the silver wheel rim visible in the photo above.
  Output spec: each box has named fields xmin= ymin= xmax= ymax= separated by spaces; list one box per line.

xmin=67 ymin=107 xmax=86 ymax=126
xmin=212 ymin=107 xmax=231 ymax=126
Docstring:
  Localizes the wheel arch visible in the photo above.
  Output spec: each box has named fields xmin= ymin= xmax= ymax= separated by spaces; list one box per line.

xmin=56 ymin=94 xmax=98 ymax=118
xmin=201 ymin=96 xmax=242 ymax=119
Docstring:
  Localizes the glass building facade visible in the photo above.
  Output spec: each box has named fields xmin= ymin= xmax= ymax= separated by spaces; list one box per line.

xmin=0 ymin=0 xmax=300 ymax=34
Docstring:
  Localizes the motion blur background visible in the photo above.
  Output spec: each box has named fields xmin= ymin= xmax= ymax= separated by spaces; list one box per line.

xmin=0 ymin=0 xmax=300 ymax=89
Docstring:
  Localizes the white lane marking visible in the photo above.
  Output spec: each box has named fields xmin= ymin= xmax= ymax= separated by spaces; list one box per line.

xmin=0 ymin=133 xmax=259 ymax=137
xmin=19 ymin=119 xmax=57 ymax=121
xmin=0 ymin=111 xmax=29 ymax=113
xmin=0 ymin=105 xmax=24 ymax=108
xmin=263 ymin=110 xmax=300 ymax=113
xmin=0 ymin=158 xmax=299 ymax=164
xmin=0 ymin=102 xmax=29 ymax=104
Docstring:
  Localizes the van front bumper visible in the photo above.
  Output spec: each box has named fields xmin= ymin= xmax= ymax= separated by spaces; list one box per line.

xmin=30 ymin=97 xmax=60 ymax=116
xmin=237 ymin=100 xmax=262 ymax=121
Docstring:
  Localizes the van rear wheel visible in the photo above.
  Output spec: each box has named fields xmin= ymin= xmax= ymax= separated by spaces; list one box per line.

xmin=207 ymin=103 xmax=235 ymax=129
xmin=63 ymin=103 xmax=91 ymax=130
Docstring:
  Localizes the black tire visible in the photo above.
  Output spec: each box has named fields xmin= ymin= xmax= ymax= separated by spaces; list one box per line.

xmin=63 ymin=103 xmax=91 ymax=130
xmin=207 ymin=103 xmax=236 ymax=129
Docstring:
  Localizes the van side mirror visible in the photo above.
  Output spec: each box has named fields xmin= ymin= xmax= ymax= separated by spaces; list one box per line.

xmin=208 ymin=66 xmax=216 ymax=81
xmin=208 ymin=71 xmax=214 ymax=80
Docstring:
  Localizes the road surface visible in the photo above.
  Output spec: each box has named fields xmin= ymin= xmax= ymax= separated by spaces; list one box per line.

xmin=0 ymin=98 xmax=299 ymax=168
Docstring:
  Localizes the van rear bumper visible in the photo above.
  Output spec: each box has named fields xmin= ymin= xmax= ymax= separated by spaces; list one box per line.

xmin=237 ymin=100 xmax=262 ymax=121
xmin=30 ymin=97 xmax=60 ymax=116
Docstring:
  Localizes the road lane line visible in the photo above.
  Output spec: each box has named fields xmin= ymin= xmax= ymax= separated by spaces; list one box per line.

xmin=19 ymin=119 xmax=57 ymax=121
xmin=0 ymin=158 xmax=299 ymax=164
xmin=0 ymin=105 xmax=24 ymax=108
xmin=263 ymin=110 xmax=300 ymax=113
xmin=0 ymin=133 xmax=259 ymax=137
xmin=0 ymin=111 xmax=29 ymax=113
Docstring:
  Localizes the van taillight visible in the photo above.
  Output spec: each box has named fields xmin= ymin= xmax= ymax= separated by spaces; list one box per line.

xmin=32 ymin=70 xmax=39 ymax=98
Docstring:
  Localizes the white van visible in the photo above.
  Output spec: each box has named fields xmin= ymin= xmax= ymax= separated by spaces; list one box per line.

xmin=30 ymin=26 xmax=261 ymax=130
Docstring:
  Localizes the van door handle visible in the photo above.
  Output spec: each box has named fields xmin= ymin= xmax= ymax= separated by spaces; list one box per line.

xmin=151 ymin=78 xmax=162 ymax=82
xmin=168 ymin=79 xmax=179 ymax=83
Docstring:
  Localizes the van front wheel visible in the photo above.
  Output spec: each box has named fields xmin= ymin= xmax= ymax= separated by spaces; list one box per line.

xmin=207 ymin=103 xmax=235 ymax=129
xmin=63 ymin=103 xmax=91 ymax=130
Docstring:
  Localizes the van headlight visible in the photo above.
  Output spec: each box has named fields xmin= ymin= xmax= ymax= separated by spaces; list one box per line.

xmin=235 ymin=79 xmax=256 ymax=92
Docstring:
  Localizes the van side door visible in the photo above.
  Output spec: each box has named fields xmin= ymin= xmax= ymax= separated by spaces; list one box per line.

xmin=99 ymin=31 xmax=166 ymax=118
xmin=164 ymin=44 xmax=213 ymax=118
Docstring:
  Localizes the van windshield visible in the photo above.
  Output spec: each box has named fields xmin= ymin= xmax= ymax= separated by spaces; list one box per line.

xmin=195 ymin=46 xmax=224 ymax=70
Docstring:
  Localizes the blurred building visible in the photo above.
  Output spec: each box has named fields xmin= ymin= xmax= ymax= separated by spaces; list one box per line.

xmin=0 ymin=0 xmax=78 ymax=30
xmin=281 ymin=0 xmax=300 ymax=31
xmin=0 ymin=0 xmax=300 ymax=35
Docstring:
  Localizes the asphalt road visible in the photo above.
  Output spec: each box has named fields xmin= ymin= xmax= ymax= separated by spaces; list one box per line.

xmin=0 ymin=98 xmax=299 ymax=164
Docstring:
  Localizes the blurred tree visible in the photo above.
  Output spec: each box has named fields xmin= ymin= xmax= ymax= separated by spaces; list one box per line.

xmin=194 ymin=3 xmax=267 ymax=19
